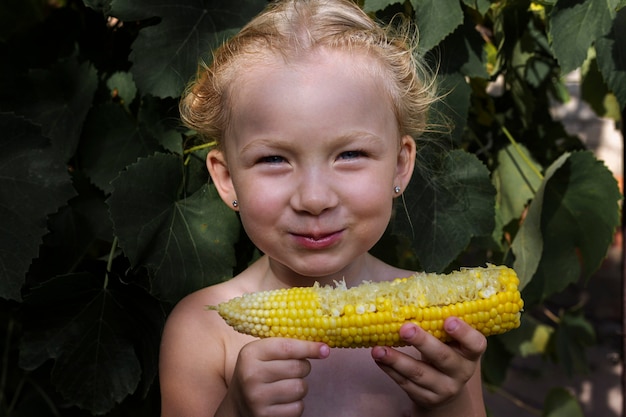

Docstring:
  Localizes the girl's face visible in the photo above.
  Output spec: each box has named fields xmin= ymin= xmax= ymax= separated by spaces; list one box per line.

xmin=208 ymin=49 xmax=416 ymax=285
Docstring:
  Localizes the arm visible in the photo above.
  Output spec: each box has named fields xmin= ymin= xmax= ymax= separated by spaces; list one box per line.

xmin=371 ymin=318 xmax=487 ymax=417
xmin=159 ymin=292 xmax=229 ymax=417
xmin=159 ymin=290 xmax=330 ymax=417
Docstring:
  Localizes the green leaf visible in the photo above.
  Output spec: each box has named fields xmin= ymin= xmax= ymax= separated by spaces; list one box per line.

xmin=542 ymin=388 xmax=585 ymax=417
xmin=436 ymin=15 xmax=489 ymax=78
xmin=78 ymin=103 xmax=162 ymax=193
xmin=108 ymin=153 xmax=240 ymax=302
xmin=362 ymin=0 xmax=400 ymax=13
xmin=28 ymin=181 xmax=113 ymax=278
xmin=138 ymin=95 xmax=185 ymax=154
xmin=549 ymin=0 xmax=618 ymax=74
xmin=516 ymin=151 xmax=621 ymax=305
xmin=432 ymin=72 xmax=471 ymax=145
xmin=581 ymin=52 xmax=622 ymax=119
xmin=462 ymin=0 xmax=491 ymax=16
xmin=107 ymin=71 xmax=138 ymax=110
xmin=0 ymin=114 xmax=75 ymax=301
xmin=20 ymin=272 xmax=164 ymax=414
xmin=511 ymin=153 xmax=565 ymax=290
xmin=513 ymin=19 xmax=553 ymax=88
xmin=1 ymin=58 xmax=98 ymax=160
xmin=110 ymin=0 xmax=267 ymax=98
xmin=412 ymin=0 xmax=464 ymax=53
xmin=493 ymin=143 xmax=543 ymax=228
xmin=549 ymin=311 xmax=595 ymax=376
xmin=394 ymin=149 xmax=495 ymax=272
xmin=595 ymin=7 xmax=626 ymax=111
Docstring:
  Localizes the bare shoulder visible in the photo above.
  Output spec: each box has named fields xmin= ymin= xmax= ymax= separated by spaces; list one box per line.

xmin=159 ymin=278 xmax=251 ymax=416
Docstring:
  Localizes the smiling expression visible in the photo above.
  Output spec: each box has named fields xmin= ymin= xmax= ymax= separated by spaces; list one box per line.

xmin=208 ymin=48 xmax=416 ymax=285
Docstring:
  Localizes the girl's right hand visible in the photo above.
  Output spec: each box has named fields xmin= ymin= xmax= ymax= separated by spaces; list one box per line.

xmin=221 ymin=338 xmax=330 ymax=417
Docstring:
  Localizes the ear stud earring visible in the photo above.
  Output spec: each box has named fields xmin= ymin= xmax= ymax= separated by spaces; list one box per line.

xmin=394 ymin=186 xmax=401 ymax=194
xmin=232 ymin=200 xmax=238 ymax=208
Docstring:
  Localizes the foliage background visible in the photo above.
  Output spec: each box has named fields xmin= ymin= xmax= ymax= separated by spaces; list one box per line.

xmin=0 ymin=0 xmax=623 ymax=416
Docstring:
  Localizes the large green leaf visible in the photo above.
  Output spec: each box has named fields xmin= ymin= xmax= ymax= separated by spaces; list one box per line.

xmin=393 ymin=149 xmax=495 ymax=272
xmin=436 ymin=15 xmax=489 ymax=79
xmin=28 ymin=180 xmax=113 ymax=279
xmin=512 ymin=153 xmax=565 ymax=290
xmin=513 ymin=18 xmax=554 ymax=88
xmin=595 ymin=6 xmax=626 ymax=110
xmin=108 ymin=153 xmax=240 ymax=302
xmin=0 ymin=58 xmax=98 ymax=160
xmin=493 ymin=143 xmax=543 ymax=228
xmin=515 ymin=151 xmax=621 ymax=305
xmin=432 ymin=72 xmax=471 ymax=145
xmin=0 ymin=114 xmax=75 ymax=301
xmin=110 ymin=0 xmax=267 ymax=98
xmin=20 ymin=272 xmax=164 ymax=414
xmin=549 ymin=0 xmax=618 ymax=74
xmin=411 ymin=0 xmax=464 ymax=53
xmin=78 ymin=102 xmax=163 ymax=193
xmin=362 ymin=0 xmax=400 ymax=12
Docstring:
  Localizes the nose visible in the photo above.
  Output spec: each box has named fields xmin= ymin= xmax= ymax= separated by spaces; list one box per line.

xmin=290 ymin=169 xmax=339 ymax=215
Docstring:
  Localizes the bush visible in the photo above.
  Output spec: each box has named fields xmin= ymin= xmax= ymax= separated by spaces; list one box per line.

xmin=0 ymin=0 xmax=622 ymax=415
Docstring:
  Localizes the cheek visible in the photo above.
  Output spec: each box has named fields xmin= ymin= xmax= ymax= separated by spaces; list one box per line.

xmin=344 ymin=181 xmax=395 ymax=225
xmin=236 ymin=183 xmax=288 ymax=225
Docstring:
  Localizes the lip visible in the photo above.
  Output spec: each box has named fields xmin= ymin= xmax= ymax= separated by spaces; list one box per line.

xmin=290 ymin=229 xmax=344 ymax=250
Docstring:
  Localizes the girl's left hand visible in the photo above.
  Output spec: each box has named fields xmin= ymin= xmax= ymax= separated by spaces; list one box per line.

xmin=371 ymin=317 xmax=486 ymax=410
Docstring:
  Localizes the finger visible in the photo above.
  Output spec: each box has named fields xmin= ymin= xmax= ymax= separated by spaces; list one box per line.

xmin=371 ymin=345 xmax=442 ymax=404
xmin=264 ymin=358 xmax=312 ymax=382
xmin=255 ymin=338 xmax=330 ymax=361
xmin=397 ymin=322 xmax=466 ymax=375
xmin=442 ymin=317 xmax=487 ymax=360
xmin=266 ymin=378 xmax=309 ymax=404
xmin=264 ymin=400 xmax=306 ymax=417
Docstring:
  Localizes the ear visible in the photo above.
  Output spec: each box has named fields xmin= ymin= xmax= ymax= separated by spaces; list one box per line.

xmin=394 ymin=135 xmax=416 ymax=193
xmin=206 ymin=149 xmax=238 ymax=210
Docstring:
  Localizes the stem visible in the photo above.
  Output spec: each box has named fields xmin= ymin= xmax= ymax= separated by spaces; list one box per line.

xmin=501 ymin=126 xmax=544 ymax=181
xmin=0 ymin=318 xmax=13 ymax=410
xmin=183 ymin=141 xmax=217 ymax=155
xmin=104 ymin=236 xmax=118 ymax=289
xmin=542 ymin=306 xmax=561 ymax=324
xmin=6 ymin=375 xmax=25 ymax=415
xmin=22 ymin=377 xmax=61 ymax=417
xmin=486 ymin=384 xmax=543 ymax=416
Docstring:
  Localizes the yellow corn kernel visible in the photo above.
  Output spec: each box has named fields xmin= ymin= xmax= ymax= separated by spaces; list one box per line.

xmin=207 ymin=265 xmax=524 ymax=348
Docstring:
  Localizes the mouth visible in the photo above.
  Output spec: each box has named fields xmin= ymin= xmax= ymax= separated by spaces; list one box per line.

xmin=290 ymin=229 xmax=344 ymax=249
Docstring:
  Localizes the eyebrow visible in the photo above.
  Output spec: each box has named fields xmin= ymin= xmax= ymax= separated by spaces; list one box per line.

xmin=240 ymin=131 xmax=387 ymax=153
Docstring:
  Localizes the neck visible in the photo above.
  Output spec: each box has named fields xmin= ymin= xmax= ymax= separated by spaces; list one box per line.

xmin=257 ymin=253 xmax=382 ymax=290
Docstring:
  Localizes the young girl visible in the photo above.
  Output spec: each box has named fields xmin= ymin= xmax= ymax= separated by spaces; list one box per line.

xmin=159 ymin=1 xmax=487 ymax=416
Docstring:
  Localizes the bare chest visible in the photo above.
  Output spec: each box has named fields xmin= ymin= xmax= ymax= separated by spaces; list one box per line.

xmin=302 ymin=347 xmax=417 ymax=417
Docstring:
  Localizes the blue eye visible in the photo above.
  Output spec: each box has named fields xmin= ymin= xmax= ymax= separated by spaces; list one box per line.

xmin=338 ymin=150 xmax=365 ymax=160
xmin=259 ymin=155 xmax=285 ymax=164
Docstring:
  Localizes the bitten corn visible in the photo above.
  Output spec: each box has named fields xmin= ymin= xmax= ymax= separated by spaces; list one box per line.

xmin=207 ymin=265 xmax=523 ymax=348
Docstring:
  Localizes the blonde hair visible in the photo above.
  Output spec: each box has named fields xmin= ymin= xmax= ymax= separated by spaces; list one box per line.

xmin=180 ymin=0 xmax=439 ymax=148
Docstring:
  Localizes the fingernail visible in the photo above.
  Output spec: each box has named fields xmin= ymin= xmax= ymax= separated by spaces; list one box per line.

xmin=320 ymin=344 xmax=330 ymax=358
xmin=445 ymin=317 xmax=459 ymax=332
xmin=401 ymin=324 xmax=417 ymax=340
xmin=372 ymin=346 xmax=387 ymax=359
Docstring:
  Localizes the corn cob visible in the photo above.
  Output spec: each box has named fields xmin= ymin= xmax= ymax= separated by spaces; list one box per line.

xmin=207 ymin=265 xmax=523 ymax=348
